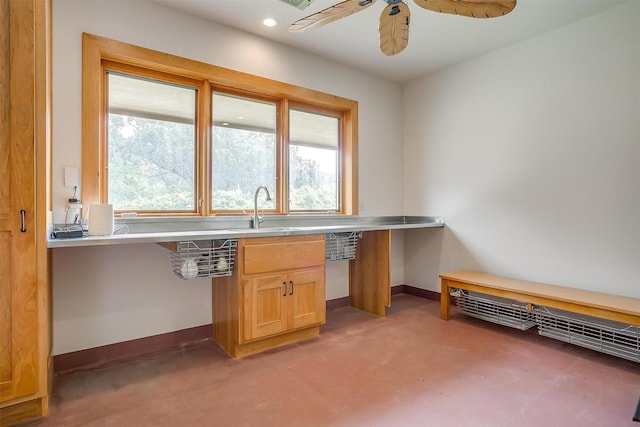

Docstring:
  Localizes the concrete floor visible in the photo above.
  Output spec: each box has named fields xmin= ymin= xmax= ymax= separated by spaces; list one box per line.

xmin=22 ymin=294 xmax=640 ymax=426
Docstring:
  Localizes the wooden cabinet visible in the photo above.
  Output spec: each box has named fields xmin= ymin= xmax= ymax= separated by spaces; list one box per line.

xmin=0 ymin=0 xmax=51 ymax=425
xmin=212 ymin=235 xmax=326 ymax=357
xmin=243 ymin=268 xmax=325 ymax=341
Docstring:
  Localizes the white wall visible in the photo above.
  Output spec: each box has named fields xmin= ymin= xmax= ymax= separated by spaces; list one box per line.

xmin=403 ymin=2 xmax=640 ymax=297
xmin=51 ymin=0 xmax=404 ymax=354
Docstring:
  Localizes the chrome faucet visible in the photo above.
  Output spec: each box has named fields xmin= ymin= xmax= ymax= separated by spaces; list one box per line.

xmin=253 ymin=185 xmax=272 ymax=229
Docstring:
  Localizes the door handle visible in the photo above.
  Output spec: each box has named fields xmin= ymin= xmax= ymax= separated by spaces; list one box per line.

xmin=289 ymin=280 xmax=294 ymax=296
xmin=283 ymin=281 xmax=287 ymax=296
xmin=20 ymin=210 xmax=26 ymax=232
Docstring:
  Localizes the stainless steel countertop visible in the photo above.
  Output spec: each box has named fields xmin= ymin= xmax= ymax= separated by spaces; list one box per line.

xmin=47 ymin=215 xmax=444 ymax=248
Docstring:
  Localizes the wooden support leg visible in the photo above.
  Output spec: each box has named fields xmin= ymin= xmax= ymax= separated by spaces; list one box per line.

xmin=440 ymin=279 xmax=451 ymax=320
xmin=349 ymin=230 xmax=390 ymax=317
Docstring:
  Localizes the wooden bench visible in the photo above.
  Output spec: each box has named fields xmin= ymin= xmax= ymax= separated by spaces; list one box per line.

xmin=439 ymin=270 xmax=640 ymax=326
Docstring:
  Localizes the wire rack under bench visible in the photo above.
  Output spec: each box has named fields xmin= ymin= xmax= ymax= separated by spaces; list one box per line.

xmin=534 ymin=306 xmax=639 ymax=363
xmin=452 ymin=288 xmax=537 ymax=331
xmin=168 ymin=240 xmax=237 ymax=280
xmin=325 ymin=232 xmax=360 ymax=261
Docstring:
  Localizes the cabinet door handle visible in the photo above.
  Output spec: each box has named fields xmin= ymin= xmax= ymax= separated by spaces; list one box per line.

xmin=20 ymin=209 xmax=27 ymax=232
xmin=283 ymin=281 xmax=287 ymax=296
xmin=289 ymin=280 xmax=294 ymax=296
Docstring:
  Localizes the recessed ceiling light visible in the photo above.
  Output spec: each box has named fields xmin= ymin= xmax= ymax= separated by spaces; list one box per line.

xmin=261 ymin=17 xmax=279 ymax=28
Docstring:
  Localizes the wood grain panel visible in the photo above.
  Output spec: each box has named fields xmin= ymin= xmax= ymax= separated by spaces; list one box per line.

xmin=34 ymin=0 xmax=52 ymax=413
xmin=228 ymin=327 xmax=320 ymax=358
xmin=211 ymin=272 xmax=240 ymax=357
xmin=0 ymin=0 xmax=50 ymax=422
xmin=0 ymin=232 xmax=11 ymax=382
xmin=243 ymin=275 xmax=287 ymax=341
xmin=0 ymin=398 xmax=44 ymax=426
xmin=1 ymin=0 xmax=39 ymax=405
xmin=349 ymin=230 xmax=390 ymax=317
xmin=0 ymin=0 xmax=9 ymax=213
xmin=0 ymin=0 xmax=11 ymax=385
xmin=290 ymin=268 xmax=326 ymax=330
xmin=243 ymin=235 xmax=325 ymax=275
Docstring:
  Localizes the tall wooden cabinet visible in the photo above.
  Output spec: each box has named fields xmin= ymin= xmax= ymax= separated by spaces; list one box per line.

xmin=0 ymin=0 xmax=51 ymax=425
xmin=213 ymin=235 xmax=326 ymax=358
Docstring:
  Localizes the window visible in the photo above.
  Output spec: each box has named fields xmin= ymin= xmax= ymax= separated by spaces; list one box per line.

xmin=107 ymin=72 xmax=197 ymax=212
xmin=82 ymin=33 xmax=358 ymax=216
xmin=210 ymin=93 xmax=343 ymax=213
xmin=289 ymin=106 xmax=341 ymax=212
xmin=211 ymin=92 xmax=277 ymax=212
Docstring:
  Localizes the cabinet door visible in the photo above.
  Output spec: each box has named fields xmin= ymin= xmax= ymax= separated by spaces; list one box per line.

xmin=243 ymin=274 xmax=288 ymax=341
xmin=0 ymin=0 xmax=38 ymax=404
xmin=288 ymin=268 xmax=326 ymax=330
xmin=242 ymin=269 xmax=326 ymax=342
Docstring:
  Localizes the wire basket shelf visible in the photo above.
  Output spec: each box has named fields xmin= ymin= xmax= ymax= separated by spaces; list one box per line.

xmin=452 ymin=289 xmax=537 ymax=331
xmin=171 ymin=240 xmax=237 ymax=280
xmin=325 ymin=232 xmax=360 ymax=261
xmin=534 ymin=306 xmax=639 ymax=363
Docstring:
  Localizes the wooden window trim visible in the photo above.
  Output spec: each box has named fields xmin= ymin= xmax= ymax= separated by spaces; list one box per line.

xmin=82 ymin=33 xmax=358 ymax=215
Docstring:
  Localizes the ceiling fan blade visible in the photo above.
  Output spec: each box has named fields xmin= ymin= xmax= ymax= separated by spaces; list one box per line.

xmin=378 ymin=2 xmax=410 ymax=56
xmin=288 ymin=0 xmax=377 ymax=33
xmin=413 ymin=0 xmax=516 ymax=18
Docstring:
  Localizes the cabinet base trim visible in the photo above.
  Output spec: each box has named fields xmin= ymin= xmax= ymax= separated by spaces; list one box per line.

xmin=220 ymin=327 xmax=321 ymax=358
xmin=0 ymin=397 xmax=46 ymax=427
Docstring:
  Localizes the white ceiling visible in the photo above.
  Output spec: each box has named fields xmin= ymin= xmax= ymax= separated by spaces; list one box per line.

xmin=154 ymin=0 xmax=627 ymax=83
